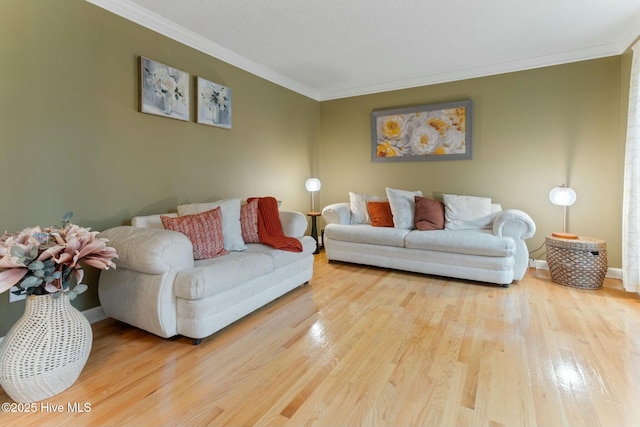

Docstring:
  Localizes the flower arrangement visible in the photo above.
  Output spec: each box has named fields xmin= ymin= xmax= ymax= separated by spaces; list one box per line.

xmin=0 ymin=213 xmax=118 ymax=300
xmin=201 ymin=83 xmax=230 ymax=118
xmin=143 ymin=65 xmax=187 ymax=107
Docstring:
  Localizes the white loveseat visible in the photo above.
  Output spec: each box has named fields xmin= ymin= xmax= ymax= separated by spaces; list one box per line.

xmin=321 ymin=191 xmax=536 ymax=287
xmin=98 ymin=207 xmax=315 ymax=344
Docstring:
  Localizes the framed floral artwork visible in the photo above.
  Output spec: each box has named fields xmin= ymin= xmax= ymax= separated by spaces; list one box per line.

xmin=196 ymin=77 xmax=232 ymax=129
xmin=371 ymin=99 xmax=472 ymax=162
xmin=139 ymin=57 xmax=190 ymax=121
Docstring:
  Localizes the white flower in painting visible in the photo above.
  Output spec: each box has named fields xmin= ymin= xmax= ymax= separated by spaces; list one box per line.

xmin=202 ymin=84 xmax=229 ymax=112
xmin=409 ymin=125 xmax=441 ymax=155
xmin=441 ymin=128 xmax=466 ymax=153
xmin=160 ymin=76 xmax=177 ymax=96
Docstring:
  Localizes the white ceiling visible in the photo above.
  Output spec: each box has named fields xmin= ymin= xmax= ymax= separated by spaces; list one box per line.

xmin=88 ymin=0 xmax=640 ymax=101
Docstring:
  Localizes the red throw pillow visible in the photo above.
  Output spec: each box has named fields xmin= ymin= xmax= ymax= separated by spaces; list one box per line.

xmin=414 ymin=196 xmax=445 ymax=231
xmin=240 ymin=199 xmax=260 ymax=243
xmin=367 ymin=201 xmax=394 ymax=227
xmin=161 ymin=207 xmax=228 ymax=260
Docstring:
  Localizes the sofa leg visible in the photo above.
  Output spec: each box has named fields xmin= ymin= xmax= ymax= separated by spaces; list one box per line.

xmin=502 ymin=283 xmax=510 ymax=288
xmin=193 ymin=338 xmax=202 ymax=345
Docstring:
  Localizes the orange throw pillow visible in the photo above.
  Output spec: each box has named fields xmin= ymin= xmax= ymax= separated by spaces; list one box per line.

xmin=414 ymin=196 xmax=445 ymax=231
xmin=161 ymin=207 xmax=229 ymax=260
xmin=367 ymin=201 xmax=394 ymax=227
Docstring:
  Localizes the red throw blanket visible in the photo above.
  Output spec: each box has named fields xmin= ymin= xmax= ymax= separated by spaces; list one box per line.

xmin=248 ymin=197 xmax=303 ymax=252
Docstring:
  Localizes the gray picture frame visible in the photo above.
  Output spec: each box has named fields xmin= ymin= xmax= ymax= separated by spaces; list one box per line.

xmin=371 ymin=99 xmax=472 ymax=162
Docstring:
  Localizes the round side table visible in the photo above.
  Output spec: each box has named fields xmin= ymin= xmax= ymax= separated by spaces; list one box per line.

xmin=307 ymin=212 xmax=321 ymax=254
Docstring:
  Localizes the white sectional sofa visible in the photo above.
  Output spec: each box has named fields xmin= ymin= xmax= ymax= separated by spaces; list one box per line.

xmin=321 ymin=191 xmax=536 ymax=286
xmin=98 ymin=204 xmax=315 ymax=344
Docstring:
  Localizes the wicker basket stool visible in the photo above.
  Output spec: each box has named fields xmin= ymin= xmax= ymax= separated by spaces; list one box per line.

xmin=545 ymin=235 xmax=607 ymax=289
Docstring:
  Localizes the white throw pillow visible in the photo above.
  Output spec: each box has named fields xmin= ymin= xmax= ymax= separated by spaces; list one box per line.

xmin=443 ymin=194 xmax=493 ymax=230
xmin=385 ymin=188 xmax=423 ymax=229
xmin=349 ymin=192 xmax=386 ymax=224
xmin=177 ymin=198 xmax=247 ymax=251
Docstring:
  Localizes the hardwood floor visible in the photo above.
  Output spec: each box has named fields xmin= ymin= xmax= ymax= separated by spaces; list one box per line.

xmin=2 ymin=252 xmax=640 ymax=426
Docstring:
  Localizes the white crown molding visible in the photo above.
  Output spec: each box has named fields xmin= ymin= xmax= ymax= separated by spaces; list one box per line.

xmin=85 ymin=0 xmax=320 ymax=100
xmin=87 ymin=0 xmax=637 ymax=102
xmin=617 ymin=14 xmax=640 ymax=52
xmin=319 ymin=44 xmax=623 ymax=101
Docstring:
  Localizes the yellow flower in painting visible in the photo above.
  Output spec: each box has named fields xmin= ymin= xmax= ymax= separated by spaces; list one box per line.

xmin=427 ymin=118 xmax=450 ymax=136
xmin=379 ymin=115 xmax=407 ymax=140
xmin=445 ymin=107 xmax=466 ymax=132
xmin=433 ymin=146 xmax=447 ymax=155
xmin=377 ymin=141 xmax=400 ymax=157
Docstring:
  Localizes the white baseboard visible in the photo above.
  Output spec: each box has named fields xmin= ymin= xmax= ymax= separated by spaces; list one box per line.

xmin=0 ymin=305 xmax=108 ymax=344
xmin=529 ymin=259 xmax=622 ymax=280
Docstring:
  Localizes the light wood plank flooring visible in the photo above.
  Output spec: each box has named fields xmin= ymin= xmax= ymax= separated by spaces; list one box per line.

xmin=2 ymin=252 xmax=640 ymax=426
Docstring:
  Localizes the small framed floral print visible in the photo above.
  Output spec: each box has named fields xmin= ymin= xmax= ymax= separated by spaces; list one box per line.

xmin=139 ymin=57 xmax=190 ymax=121
xmin=371 ymin=99 xmax=472 ymax=162
xmin=196 ymin=77 xmax=232 ymax=129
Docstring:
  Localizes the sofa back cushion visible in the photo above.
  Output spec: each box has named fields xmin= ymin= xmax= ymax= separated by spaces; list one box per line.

xmin=386 ymin=188 xmax=423 ymax=229
xmin=443 ymin=194 xmax=493 ymax=230
xmin=349 ymin=192 xmax=387 ymax=224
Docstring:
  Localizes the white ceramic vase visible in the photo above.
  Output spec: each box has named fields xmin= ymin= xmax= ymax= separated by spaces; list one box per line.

xmin=0 ymin=293 xmax=92 ymax=402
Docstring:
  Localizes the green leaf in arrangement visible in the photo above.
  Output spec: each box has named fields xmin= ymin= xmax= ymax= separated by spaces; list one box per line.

xmin=28 ymin=260 xmax=45 ymax=271
xmin=73 ymin=284 xmax=88 ymax=295
xmin=21 ymin=276 xmax=43 ymax=288
xmin=10 ymin=246 xmax=25 ymax=257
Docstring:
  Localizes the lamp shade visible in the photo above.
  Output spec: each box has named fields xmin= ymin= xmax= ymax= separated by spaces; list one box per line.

xmin=549 ymin=185 xmax=576 ymax=207
xmin=305 ymin=178 xmax=321 ymax=192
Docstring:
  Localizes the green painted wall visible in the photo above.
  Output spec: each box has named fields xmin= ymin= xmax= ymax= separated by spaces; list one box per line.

xmin=0 ymin=1 xmax=632 ymax=337
xmin=319 ymin=57 xmax=625 ymax=268
xmin=0 ymin=0 xmax=319 ymax=336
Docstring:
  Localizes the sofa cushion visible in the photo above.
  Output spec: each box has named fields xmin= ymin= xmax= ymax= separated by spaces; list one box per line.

xmin=178 ymin=198 xmax=247 ymax=251
xmin=349 ymin=192 xmax=386 ymax=224
xmin=443 ymin=194 xmax=493 ymax=230
xmin=244 ymin=236 xmax=316 ymax=268
xmin=368 ymin=201 xmax=394 ymax=227
xmin=404 ymin=229 xmax=516 ymax=257
xmin=174 ymin=252 xmax=274 ymax=300
xmin=414 ymin=196 xmax=445 ymax=231
xmin=324 ymin=224 xmax=409 ymax=247
xmin=386 ymin=188 xmax=423 ymax=229
xmin=160 ymin=208 xmax=229 ymax=260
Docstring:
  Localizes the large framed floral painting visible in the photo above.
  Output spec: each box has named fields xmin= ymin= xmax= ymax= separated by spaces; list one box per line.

xmin=196 ymin=77 xmax=232 ymax=129
xmin=139 ymin=57 xmax=190 ymax=121
xmin=371 ymin=99 xmax=472 ymax=162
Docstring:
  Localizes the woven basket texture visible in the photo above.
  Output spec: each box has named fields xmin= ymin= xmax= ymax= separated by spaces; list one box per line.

xmin=546 ymin=236 xmax=607 ymax=290
xmin=0 ymin=293 xmax=92 ymax=402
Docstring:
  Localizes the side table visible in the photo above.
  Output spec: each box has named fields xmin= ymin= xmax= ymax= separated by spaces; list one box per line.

xmin=307 ymin=212 xmax=321 ymax=254
xmin=545 ymin=235 xmax=607 ymax=289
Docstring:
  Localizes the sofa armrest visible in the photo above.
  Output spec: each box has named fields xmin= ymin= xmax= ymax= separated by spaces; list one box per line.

xmin=493 ymin=209 xmax=536 ymax=239
xmin=322 ymin=202 xmax=351 ymax=225
xmin=493 ymin=209 xmax=536 ymax=281
xmin=279 ymin=210 xmax=307 ymax=238
xmin=98 ymin=226 xmax=194 ymax=274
